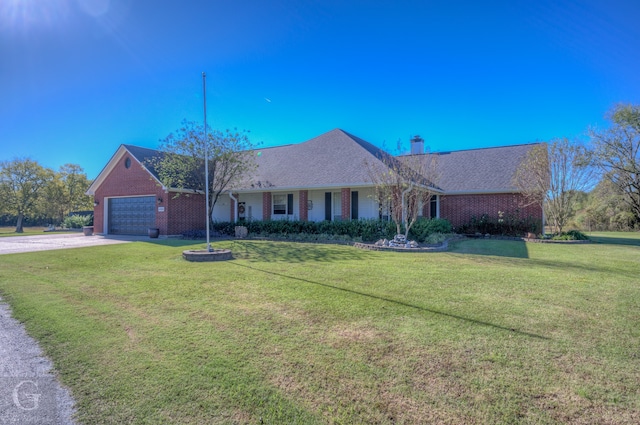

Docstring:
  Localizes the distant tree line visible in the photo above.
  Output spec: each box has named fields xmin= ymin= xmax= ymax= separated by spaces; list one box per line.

xmin=0 ymin=159 xmax=93 ymax=232
xmin=515 ymin=103 xmax=640 ymax=234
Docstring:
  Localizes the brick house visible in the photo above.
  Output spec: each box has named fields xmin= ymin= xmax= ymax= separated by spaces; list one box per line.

xmin=86 ymin=129 xmax=543 ymax=236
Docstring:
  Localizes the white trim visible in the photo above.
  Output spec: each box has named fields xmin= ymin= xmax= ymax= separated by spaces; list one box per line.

xmin=233 ymin=182 xmax=443 ymax=194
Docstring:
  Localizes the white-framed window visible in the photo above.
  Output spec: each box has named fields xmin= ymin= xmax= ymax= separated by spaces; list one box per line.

xmin=273 ymin=193 xmax=293 ymax=215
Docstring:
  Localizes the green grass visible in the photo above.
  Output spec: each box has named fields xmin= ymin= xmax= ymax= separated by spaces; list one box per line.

xmin=0 ymin=235 xmax=639 ymax=424
xmin=0 ymin=226 xmax=74 ymax=237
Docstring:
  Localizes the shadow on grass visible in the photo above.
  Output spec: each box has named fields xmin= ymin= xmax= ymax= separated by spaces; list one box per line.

xmin=588 ymin=234 xmax=640 ymax=247
xmin=231 ymin=262 xmax=549 ymax=340
xmin=449 ymin=239 xmax=530 ymax=259
xmin=227 ymin=240 xmax=374 ymax=263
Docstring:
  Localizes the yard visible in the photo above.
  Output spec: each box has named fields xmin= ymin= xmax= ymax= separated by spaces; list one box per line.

xmin=0 ymin=234 xmax=639 ymax=424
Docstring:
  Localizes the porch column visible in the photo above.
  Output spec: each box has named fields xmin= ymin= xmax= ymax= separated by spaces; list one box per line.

xmin=299 ymin=190 xmax=308 ymax=221
xmin=262 ymin=192 xmax=272 ymax=221
xmin=341 ymin=188 xmax=351 ymax=221
xmin=229 ymin=196 xmax=236 ymax=222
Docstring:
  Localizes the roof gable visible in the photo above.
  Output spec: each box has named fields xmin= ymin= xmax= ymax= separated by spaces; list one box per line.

xmin=86 ymin=145 xmax=164 ymax=195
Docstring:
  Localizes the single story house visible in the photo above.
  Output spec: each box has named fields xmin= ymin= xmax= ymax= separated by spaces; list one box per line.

xmin=86 ymin=128 xmax=543 ymax=236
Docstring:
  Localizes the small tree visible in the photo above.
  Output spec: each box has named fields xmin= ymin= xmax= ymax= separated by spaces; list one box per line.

xmin=38 ymin=164 xmax=93 ymax=224
xmin=367 ymin=140 xmax=439 ymax=239
xmin=0 ymin=158 xmax=53 ymax=232
xmin=589 ymin=103 xmax=640 ymax=225
xmin=150 ymin=120 xmax=256 ymax=226
xmin=514 ymin=138 xmax=595 ymax=234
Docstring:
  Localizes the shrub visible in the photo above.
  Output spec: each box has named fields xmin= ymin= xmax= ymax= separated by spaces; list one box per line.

xmin=456 ymin=211 xmax=540 ymax=236
xmin=190 ymin=219 xmax=449 ymax=243
xmin=62 ymin=214 xmax=93 ymax=229
xmin=551 ymin=230 xmax=589 ymax=241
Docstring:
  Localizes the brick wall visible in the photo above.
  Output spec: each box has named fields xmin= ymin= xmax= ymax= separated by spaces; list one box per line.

xmin=341 ymin=188 xmax=351 ymax=220
xmin=262 ymin=192 xmax=272 ymax=220
xmin=93 ymin=154 xmax=165 ymax=234
xmin=299 ymin=190 xmax=308 ymax=221
xmin=167 ymin=192 xmax=206 ymax=235
xmin=440 ymin=193 xmax=542 ymax=228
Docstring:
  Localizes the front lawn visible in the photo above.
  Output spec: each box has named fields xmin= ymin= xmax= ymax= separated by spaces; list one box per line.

xmin=0 ymin=236 xmax=639 ymax=424
xmin=0 ymin=226 xmax=74 ymax=237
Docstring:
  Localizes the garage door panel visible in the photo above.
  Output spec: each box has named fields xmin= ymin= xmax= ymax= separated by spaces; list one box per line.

xmin=108 ymin=196 xmax=156 ymax=235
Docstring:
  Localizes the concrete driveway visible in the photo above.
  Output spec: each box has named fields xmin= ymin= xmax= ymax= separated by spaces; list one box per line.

xmin=0 ymin=233 xmax=145 ymax=255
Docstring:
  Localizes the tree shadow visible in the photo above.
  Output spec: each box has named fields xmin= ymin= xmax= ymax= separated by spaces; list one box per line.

xmin=230 ymin=262 xmax=549 ymax=340
xmin=588 ymin=234 xmax=640 ymax=247
xmin=228 ymin=240 xmax=375 ymax=263
xmin=448 ymin=239 xmax=530 ymax=259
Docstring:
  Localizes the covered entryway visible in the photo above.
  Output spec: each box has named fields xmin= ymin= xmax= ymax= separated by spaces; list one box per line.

xmin=108 ymin=196 xmax=156 ymax=235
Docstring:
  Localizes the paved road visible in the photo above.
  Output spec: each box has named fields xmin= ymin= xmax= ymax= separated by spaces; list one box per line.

xmin=0 ymin=233 xmax=143 ymax=255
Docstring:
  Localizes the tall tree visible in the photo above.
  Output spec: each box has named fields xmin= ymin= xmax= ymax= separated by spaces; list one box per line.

xmin=0 ymin=158 xmax=53 ymax=232
xmin=367 ymin=139 xmax=439 ymax=238
xmin=513 ymin=138 xmax=595 ymax=234
xmin=38 ymin=164 xmax=93 ymax=224
xmin=150 ymin=120 xmax=256 ymax=226
xmin=589 ymin=103 xmax=640 ymax=223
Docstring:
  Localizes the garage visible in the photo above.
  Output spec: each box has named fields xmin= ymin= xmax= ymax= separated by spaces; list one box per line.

xmin=108 ymin=196 xmax=156 ymax=235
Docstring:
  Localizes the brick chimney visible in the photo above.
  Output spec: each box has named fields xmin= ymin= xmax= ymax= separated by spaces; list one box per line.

xmin=410 ymin=135 xmax=424 ymax=154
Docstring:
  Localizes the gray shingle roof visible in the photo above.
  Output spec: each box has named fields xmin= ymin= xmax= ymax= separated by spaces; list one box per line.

xmin=240 ymin=128 xmax=388 ymax=190
xmin=402 ymin=143 xmax=539 ymax=193
xmin=118 ymin=132 xmax=541 ymax=194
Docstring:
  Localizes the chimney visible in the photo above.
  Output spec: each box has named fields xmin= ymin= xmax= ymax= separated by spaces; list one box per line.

xmin=410 ymin=135 xmax=424 ymax=154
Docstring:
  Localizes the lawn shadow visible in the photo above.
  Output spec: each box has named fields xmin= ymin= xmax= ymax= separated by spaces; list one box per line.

xmin=448 ymin=239 xmax=530 ymax=259
xmin=229 ymin=240 xmax=374 ymax=263
xmin=231 ymin=262 xmax=549 ymax=340
xmin=588 ymin=234 xmax=640 ymax=247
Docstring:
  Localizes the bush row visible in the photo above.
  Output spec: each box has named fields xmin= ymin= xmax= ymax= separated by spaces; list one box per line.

xmin=199 ymin=218 xmax=453 ymax=243
xmin=455 ymin=211 xmax=540 ymax=236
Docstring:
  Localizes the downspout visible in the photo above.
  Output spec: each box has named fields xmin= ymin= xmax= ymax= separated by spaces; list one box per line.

xmin=228 ymin=191 xmax=238 ymax=223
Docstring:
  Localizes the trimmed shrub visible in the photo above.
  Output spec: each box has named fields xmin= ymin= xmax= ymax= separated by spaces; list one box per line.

xmin=551 ymin=230 xmax=589 ymax=241
xmin=456 ymin=210 xmax=540 ymax=236
xmin=61 ymin=214 xmax=93 ymax=229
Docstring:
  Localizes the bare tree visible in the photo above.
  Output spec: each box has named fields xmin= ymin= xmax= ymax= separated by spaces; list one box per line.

xmin=149 ymin=120 xmax=256 ymax=226
xmin=589 ymin=103 xmax=640 ymax=224
xmin=514 ymin=138 xmax=595 ymax=234
xmin=367 ymin=143 xmax=439 ymax=239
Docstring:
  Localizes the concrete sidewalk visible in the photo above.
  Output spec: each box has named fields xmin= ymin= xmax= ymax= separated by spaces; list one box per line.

xmin=0 ymin=233 xmax=145 ymax=255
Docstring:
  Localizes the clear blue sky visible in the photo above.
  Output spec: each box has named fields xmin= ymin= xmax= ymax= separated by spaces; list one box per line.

xmin=2 ymin=0 xmax=639 ymax=179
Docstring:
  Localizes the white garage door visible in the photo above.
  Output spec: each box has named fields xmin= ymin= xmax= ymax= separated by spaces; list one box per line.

xmin=108 ymin=196 xmax=156 ymax=235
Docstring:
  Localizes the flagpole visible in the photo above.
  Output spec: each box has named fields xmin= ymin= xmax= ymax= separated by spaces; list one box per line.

xmin=203 ymin=72 xmax=211 ymax=252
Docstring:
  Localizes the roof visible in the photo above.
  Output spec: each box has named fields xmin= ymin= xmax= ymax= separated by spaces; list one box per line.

xmin=402 ymin=143 xmax=540 ymax=193
xmin=237 ymin=128 xmax=389 ymax=190
xmin=87 ymin=129 xmax=542 ymax=196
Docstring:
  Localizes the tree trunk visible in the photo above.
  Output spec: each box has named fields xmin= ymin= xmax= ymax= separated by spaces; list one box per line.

xmin=15 ymin=214 xmax=24 ymax=233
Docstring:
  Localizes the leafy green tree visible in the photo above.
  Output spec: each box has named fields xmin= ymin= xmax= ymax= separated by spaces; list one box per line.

xmin=37 ymin=164 xmax=92 ymax=225
xmin=150 ymin=120 xmax=256 ymax=226
xmin=589 ymin=103 xmax=640 ymax=224
xmin=0 ymin=158 xmax=53 ymax=232
xmin=514 ymin=138 xmax=595 ymax=234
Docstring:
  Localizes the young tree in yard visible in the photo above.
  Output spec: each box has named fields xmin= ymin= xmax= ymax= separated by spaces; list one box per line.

xmin=0 ymin=158 xmax=53 ymax=232
xmin=150 ymin=120 xmax=256 ymax=226
xmin=589 ymin=103 xmax=640 ymax=224
xmin=367 ymin=142 xmax=439 ymax=239
xmin=513 ymin=138 xmax=595 ymax=234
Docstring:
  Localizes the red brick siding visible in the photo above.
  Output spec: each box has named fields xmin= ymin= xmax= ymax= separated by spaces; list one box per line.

xmin=262 ymin=192 xmax=272 ymax=220
xmin=299 ymin=190 xmax=308 ymax=221
xmin=440 ymin=193 xmax=542 ymax=228
xmin=167 ymin=192 xmax=206 ymax=235
xmin=341 ymin=188 xmax=351 ymax=220
xmin=93 ymin=155 xmax=165 ymax=234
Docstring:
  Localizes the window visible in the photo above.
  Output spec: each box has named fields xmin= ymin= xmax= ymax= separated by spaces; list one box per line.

xmin=430 ymin=195 xmax=439 ymax=218
xmin=273 ymin=193 xmax=293 ymax=215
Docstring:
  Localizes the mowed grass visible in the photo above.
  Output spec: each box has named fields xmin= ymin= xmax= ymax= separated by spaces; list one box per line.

xmin=0 ymin=235 xmax=639 ymax=424
xmin=0 ymin=226 xmax=74 ymax=237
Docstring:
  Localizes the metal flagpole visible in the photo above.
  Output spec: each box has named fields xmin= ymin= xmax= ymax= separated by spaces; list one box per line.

xmin=203 ymin=72 xmax=211 ymax=252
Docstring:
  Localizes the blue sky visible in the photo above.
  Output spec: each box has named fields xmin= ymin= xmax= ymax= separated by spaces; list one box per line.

xmin=2 ymin=0 xmax=639 ymax=179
